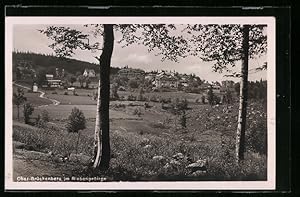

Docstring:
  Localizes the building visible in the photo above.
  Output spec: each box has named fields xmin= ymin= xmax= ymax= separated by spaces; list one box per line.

xmin=45 ymin=74 xmax=54 ymax=80
xmin=32 ymin=83 xmax=38 ymax=92
xmin=42 ymin=74 xmax=62 ymax=88
xmin=83 ymin=69 xmax=96 ymax=77
xmin=118 ymin=68 xmax=145 ymax=80
xmin=154 ymin=72 xmax=179 ymax=88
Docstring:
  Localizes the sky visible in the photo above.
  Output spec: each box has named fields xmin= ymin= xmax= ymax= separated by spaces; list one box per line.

xmin=13 ymin=24 xmax=267 ymax=83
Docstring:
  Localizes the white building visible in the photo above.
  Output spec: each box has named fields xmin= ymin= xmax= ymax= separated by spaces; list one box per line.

xmin=83 ymin=69 xmax=96 ymax=77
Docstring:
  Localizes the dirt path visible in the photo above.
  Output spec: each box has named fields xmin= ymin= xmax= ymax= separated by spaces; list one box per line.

xmin=13 ymin=82 xmax=60 ymax=107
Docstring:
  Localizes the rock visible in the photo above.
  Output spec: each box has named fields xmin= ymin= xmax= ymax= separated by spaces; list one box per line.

xmin=190 ymin=170 xmax=207 ymax=177
xmin=186 ymin=159 xmax=207 ymax=172
xmin=152 ymin=155 xmax=165 ymax=161
xmin=143 ymin=144 xmax=152 ymax=149
xmin=169 ymin=159 xmax=181 ymax=166
xmin=172 ymin=153 xmax=184 ymax=160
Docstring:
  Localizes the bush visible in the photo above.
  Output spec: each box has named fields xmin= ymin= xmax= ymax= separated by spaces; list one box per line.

xmin=127 ymin=94 xmax=136 ymax=101
xmin=246 ymin=121 xmax=267 ymax=155
xmin=23 ymin=103 xmax=34 ymax=124
xmin=66 ymin=107 xmax=87 ymax=154
xmin=64 ymin=91 xmax=68 ymax=95
xmin=52 ymin=91 xmax=58 ymax=94
xmin=128 ymin=79 xmax=139 ymax=89
xmin=41 ymin=110 xmax=50 ymax=122
xmin=149 ymin=95 xmax=158 ymax=102
xmin=66 ymin=107 xmax=86 ymax=133
xmin=132 ymin=107 xmax=142 ymax=117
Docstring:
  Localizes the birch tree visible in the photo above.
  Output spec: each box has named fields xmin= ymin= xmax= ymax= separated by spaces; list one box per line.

xmin=185 ymin=24 xmax=267 ymax=163
xmin=39 ymin=24 xmax=188 ymax=170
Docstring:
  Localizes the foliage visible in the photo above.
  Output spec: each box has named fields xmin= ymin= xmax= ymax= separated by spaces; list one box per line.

xmin=23 ymin=103 xmax=34 ymax=124
xmin=13 ymin=88 xmax=27 ymax=120
xmin=186 ymin=24 xmax=267 ymax=72
xmin=110 ymin=83 xmax=119 ymax=100
xmin=77 ymin=75 xmax=85 ymax=88
xmin=207 ymin=86 xmax=214 ymax=106
xmin=127 ymin=94 xmax=137 ymax=101
xmin=13 ymin=51 xmax=99 ymax=76
xmin=41 ymin=110 xmax=50 ymax=122
xmin=13 ymin=88 xmax=27 ymax=107
xmin=66 ymin=107 xmax=86 ymax=133
xmin=85 ymin=77 xmax=91 ymax=88
xmin=128 ymin=79 xmax=139 ymax=89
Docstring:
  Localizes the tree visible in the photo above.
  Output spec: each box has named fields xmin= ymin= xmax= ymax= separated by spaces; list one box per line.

xmin=207 ymin=85 xmax=214 ymax=106
xmin=23 ymin=103 xmax=34 ymax=124
xmin=66 ymin=107 xmax=86 ymax=154
xmin=110 ymin=83 xmax=119 ymax=100
xmin=128 ymin=79 xmax=139 ymax=89
xmin=40 ymin=24 xmax=188 ymax=170
xmin=36 ymin=69 xmax=47 ymax=87
xmin=186 ymin=24 xmax=267 ymax=163
xmin=77 ymin=75 xmax=85 ymax=88
xmin=85 ymin=77 xmax=91 ymax=89
xmin=69 ymin=75 xmax=77 ymax=86
xmin=13 ymin=88 xmax=27 ymax=120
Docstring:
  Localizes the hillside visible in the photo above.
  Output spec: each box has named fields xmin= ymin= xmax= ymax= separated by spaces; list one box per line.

xmin=12 ymin=51 xmax=120 ymax=75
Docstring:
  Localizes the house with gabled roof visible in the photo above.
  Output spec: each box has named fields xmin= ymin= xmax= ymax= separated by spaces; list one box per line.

xmin=83 ymin=69 xmax=96 ymax=77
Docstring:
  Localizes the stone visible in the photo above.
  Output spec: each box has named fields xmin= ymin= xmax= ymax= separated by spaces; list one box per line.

xmin=172 ymin=153 xmax=184 ymax=160
xmin=152 ymin=155 xmax=165 ymax=161
xmin=190 ymin=170 xmax=207 ymax=177
xmin=143 ymin=144 xmax=152 ymax=149
xmin=169 ymin=159 xmax=181 ymax=166
xmin=186 ymin=159 xmax=207 ymax=172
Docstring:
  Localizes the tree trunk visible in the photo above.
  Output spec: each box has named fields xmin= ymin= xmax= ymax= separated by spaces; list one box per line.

xmin=93 ymin=80 xmax=101 ymax=167
xmin=235 ymin=25 xmax=250 ymax=163
xmin=93 ymin=24 xmax=114 ymax=170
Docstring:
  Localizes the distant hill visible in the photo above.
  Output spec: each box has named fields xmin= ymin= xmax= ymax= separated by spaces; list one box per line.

xmin=12 ymin=51 xmax=121 ymax=75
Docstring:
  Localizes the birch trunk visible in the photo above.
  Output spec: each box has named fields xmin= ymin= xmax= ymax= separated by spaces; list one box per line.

xmin=92 ymin=24 xmax=114 ymax=170
xmin=93 ymin=80 xmax=101 ymax=167
xmin=235 ymin=25 xmax=250 ymax=163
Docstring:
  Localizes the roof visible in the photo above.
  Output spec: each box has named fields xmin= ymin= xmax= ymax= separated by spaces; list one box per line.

xmin=84 ymin=69 xmax=95 ymax=73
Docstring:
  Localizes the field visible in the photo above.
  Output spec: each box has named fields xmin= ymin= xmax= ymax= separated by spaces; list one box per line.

xmin=12 ymin=84 xmax=267 ymax=181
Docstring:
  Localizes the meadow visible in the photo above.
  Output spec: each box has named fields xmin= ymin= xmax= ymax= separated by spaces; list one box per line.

xmin=12 ymin=85 xmax=268 ymax=181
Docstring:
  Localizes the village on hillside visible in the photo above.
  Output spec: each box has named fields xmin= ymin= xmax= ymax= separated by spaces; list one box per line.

xmin=14 ymin=59 xmax=246 ymax=105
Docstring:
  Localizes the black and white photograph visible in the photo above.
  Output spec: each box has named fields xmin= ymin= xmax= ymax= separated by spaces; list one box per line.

xmin=5 ymin=17 xmax=276 ymax=190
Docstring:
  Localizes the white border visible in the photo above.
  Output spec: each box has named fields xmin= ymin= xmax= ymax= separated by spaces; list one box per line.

xmin=5 ymin=17 xmax=276 ymax=190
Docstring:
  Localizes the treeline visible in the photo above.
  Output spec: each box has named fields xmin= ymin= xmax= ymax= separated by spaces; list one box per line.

xmin=234 ymin=80 xmax=267 ymax=100
xmin=12 ymin=51 xmax=121 ymax=75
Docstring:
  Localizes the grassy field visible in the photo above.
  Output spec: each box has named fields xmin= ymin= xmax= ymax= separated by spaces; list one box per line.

xmin=12 ymin=83 xmax=267 ymax=181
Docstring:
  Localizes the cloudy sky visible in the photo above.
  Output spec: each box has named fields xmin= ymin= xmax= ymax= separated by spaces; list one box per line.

xmin=13 ymin=24 xmax=267 ymax=82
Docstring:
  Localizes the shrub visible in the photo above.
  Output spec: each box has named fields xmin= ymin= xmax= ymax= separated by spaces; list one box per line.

xmin=23 ymin=103 xmax=34 ymax=124
xmin=41 ymin=110 xmax=50 ymax=122
xmin=127 ymin=94 xmax=136 ymax=101
xmin=64 ymin=91 xmax=68 ymax=95
xmin=133 ymin=107 xmax=142 ymax=117
xmin=246 ymin=121 xmax=267 ymax=155
xmin=66 ymin=107 xmax=87 ymax=154
xmin=66 ymin=107 xmax=86 ymax=133
xmin=149 ymin=95 xmax=158 ymax=102
xmin=128 ymin=79 xmax=139 ymax=89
